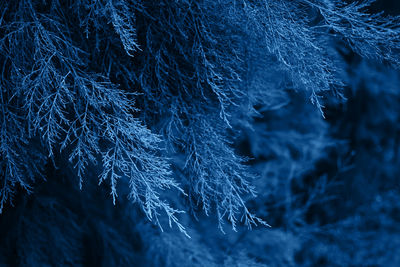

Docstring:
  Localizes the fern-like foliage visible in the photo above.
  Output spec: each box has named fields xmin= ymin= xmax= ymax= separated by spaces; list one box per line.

xmin=0 ymin=0 xmax=183 ymax=231
xmin=0 ymin=0 xmax=399 ymax=233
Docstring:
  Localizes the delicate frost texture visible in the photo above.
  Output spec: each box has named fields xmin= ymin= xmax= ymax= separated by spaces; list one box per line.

xmin=0 ymin=0 xmax=183 ymax=231
xmin=0 ymin=0 xmax=399 ymax=233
